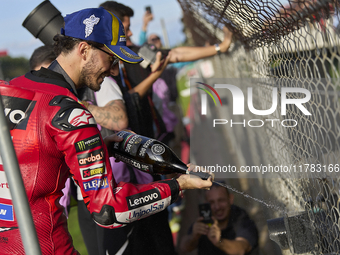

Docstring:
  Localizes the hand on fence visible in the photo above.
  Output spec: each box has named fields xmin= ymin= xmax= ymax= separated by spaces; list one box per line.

xmin=220 ymin=26 xmax=233 ymax=53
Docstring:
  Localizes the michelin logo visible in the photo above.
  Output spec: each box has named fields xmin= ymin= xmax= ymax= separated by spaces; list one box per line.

xmin=83 ymin=15 xmax=100 ymax=38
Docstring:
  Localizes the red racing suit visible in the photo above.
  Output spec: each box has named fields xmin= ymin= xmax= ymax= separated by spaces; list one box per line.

xmin=0 ymin=69 xmax=179 ymax=254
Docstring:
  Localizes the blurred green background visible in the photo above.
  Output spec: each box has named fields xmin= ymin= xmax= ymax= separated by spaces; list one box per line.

xmin=68 ymin=205 xmax=88 ymax=255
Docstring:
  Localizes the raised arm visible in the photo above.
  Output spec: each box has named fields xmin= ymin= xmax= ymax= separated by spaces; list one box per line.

xmin=139 ymin=11 xmax=154 ymax=45
xmin=169 ymin=26 xmax=233 ymax=63
xmin=128 ymin=51 xmax=171 ymax=97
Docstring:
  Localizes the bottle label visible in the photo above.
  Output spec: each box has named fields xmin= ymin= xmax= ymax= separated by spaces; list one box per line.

xmin=114 ymin=131 xmax=156 ymax=159
xmin=138 ymin=138 xmax=155 ymax=158
xmin=113 ymin=131 xmax=126 ymax=149
xmin=114 ymin=153 xmax=153 ymax=173
xmin=151 ymin=144 xmax=165 ymax=156
xmin=122 ymin=133 xmax=142 ymax=156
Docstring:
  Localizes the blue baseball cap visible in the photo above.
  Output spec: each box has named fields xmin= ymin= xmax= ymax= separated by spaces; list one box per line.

xmin=61 ymin=7 xmax=143 ymax=64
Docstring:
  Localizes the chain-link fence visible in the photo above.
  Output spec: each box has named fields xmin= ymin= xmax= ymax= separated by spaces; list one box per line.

xmin=177 ymin=0 xmax=340 ymax=254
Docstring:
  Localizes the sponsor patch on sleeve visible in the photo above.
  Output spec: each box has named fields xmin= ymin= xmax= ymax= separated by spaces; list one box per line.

xmin=83 ymin=177 xmax=109 ymax=192
xmin=77 ymin=149 xmax=104 ymax=167
xmin=114 ymin=196 xmax=171 ymax=223
xmin=81 ymin=164 xmax=106 ymax=180
xmin=126 ymin=189 xmax=161 ymax=210
xmin=75 ymin=134 xmax=102 ymax=152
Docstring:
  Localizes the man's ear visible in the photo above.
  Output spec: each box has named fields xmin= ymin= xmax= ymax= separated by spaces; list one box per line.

xmin=229 ymin=193 xmax=234 ymax=205
xmin=78 ymin=41 xmax=90 ymax=60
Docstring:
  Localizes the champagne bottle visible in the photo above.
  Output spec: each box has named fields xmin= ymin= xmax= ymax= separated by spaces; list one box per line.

xmin=110 ymin=131 xmax=211 ymax=180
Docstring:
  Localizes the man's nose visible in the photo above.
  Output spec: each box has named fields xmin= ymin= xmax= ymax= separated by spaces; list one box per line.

xmin=127 ymin=29 xmax=133 ymax=38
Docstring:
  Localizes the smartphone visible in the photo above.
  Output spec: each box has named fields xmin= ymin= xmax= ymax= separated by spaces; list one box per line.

xmin=199 ymin=203 xmax=214 ymax=226
xmin=138 ymin=44 xmax=170 ymax=68
xmin=145 ymin=6 xmax=152 ymax=13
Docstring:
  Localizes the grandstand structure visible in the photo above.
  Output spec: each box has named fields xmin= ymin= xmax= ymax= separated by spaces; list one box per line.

xmin=178 ymin=0 xmax=340 ymax=254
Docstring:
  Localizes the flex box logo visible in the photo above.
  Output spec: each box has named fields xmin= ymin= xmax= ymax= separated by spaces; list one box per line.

xmin=83 ymin=177 xmax=109 ymax=192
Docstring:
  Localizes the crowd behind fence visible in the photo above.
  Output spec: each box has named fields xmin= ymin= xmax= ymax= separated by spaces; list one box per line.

xmin=177 ymin=0 xmax=340 ymax=254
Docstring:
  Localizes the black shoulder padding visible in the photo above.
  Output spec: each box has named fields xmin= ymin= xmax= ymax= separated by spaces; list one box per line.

xmin=50 ymin=95 xmax=97 ymax=131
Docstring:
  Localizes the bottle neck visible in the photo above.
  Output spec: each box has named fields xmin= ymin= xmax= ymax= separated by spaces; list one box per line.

xmin=171 ymin=162 xmax=189 ymax=174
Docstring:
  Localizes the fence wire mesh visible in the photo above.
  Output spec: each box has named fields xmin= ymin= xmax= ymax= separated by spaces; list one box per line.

xmin=178 ymin=0 xmax=340 ymax=254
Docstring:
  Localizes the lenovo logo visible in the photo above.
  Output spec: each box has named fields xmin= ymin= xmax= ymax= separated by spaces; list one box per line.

xmin=126 ymin=189 xmax=161 ymax=210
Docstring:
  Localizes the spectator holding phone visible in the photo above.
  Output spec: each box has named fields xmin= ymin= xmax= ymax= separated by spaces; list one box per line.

xmin=139 ymin=6 xmax=154 ymax=46
xmin=180 ymin=183 xmax=259 ymax=255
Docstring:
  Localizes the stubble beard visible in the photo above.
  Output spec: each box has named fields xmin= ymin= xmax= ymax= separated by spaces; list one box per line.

xmin=79 ymin=56 xmax=104 ymax=92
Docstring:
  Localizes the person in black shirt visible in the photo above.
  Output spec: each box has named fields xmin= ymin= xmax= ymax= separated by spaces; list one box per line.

xmin=180 ymin=183 xmax=259 ymax=255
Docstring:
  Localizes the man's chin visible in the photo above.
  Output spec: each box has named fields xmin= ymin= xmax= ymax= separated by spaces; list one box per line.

xmin=98 ymin=77 xmax=105 ymax=86
xmin=91 ymin=80 xmax=103 ymax=92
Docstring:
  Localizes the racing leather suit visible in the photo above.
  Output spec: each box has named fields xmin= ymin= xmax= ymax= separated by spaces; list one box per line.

xmin=0 ymin=69 xmax=179 ymax=255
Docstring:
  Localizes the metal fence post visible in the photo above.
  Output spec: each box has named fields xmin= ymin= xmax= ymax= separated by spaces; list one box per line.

xmin=0 ymin=93 xmax=41 ymax=255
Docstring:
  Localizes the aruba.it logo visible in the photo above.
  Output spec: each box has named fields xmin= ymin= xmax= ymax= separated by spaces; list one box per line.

xmin=196 ymin=82 xmax=222 ymax=115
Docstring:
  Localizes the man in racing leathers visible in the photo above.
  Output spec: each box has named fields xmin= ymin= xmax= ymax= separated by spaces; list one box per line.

xmin=0 ymin=7 xmax=212 ymax=254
